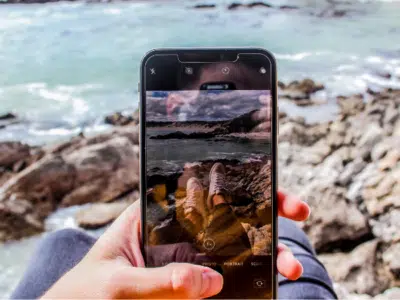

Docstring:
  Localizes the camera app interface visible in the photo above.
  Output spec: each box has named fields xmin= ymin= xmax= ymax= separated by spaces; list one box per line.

xmin=144 ymin=54 xmax=274 ymax=299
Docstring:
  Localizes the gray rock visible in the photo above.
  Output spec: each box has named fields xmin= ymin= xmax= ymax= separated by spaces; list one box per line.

xmin=0 ymin=142 xmax=31 ymax=169
xmin=364 ymin=172 xmax=386 ymax=188
xmin=365 ymin=195 xmax=400 ymax=217
xmin=358 ymin=123 xmax=384 ymax=151
xmin=75 ymin=199 xmax=134 ymax=229
xmin=321 ymin=149 xmax=347 ymax=174
xmin=244 ymin=223 xmax=272 ymax=255
xmin=378 ymin=149 xmax=400 ymax=171
xmin=61 ymin=136 xmax=140 ymax=206
xmin=337 ymin=159 xmax=366 ymax=186
xmin=370 ymin=209 xmax=400 ymax=243
xmin=382 ymin=243 xmax=400 ymax=277
xmin=346 ymin=180 xmax=364 ymax=203
xmin=303 ymin=142 xmax=332 ymax=165
xmin=280 ymin=78 xmax=324 ymax=100
xmin=371 ymin=138 xmax=396 ymax=161
xmin=0 ymin=112 xmax=17 ymax=120
xmin=0 ymin=134 xmax=140 ymax=242
xmin=393 ymin=120 xmax=400 ymax=136
xmin=192 ymin=4 xmax=216 ymax=9
xmin=319 ymin=240 xmax=390 ymax=295
xmin=363 ymin=174 xmax=396 ymax=200
xmin=374 ymin=288 xmax=400 ymax=300
xmin=300 ymin=184 xmax=370 ymax=252
xmin=383 ymin=102 xmax=399 ymax=125
xmin=346 ymin=163 xmax=377 ymax=203
xmin=333 ymin=284 xmax=372 ymax=300
xmin=337 ymin=94 xmax=365 ymax=116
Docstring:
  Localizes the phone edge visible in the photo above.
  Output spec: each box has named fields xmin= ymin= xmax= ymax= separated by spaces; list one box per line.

xmin=139 ymin=48 xmax=278 ymax=299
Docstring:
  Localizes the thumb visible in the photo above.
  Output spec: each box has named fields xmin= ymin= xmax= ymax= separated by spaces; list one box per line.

xmin=122 ymin=263 xmax=223 ymax=299
xmin=88 ymin=200 xmax=144 ymax=266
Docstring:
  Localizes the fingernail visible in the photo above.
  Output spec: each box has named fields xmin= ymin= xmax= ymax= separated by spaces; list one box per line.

xmin=303 ymin=203 xmax=311 ymax=219
xmin=200 ymin=268 xmax=222 ymax=298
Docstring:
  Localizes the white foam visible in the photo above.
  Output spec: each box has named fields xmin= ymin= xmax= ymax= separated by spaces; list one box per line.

xmin=104 ymin=8 xmax=122 ymax=15
xmin=335 ymin=64 xmax=358 ymax=72
xmin=72 ymin=97 xmax=89 ymax=115
xmin=0 ymin=15 xmax=33 ymax=30
xmin=28 ymin=126 xmax=81 ymax=137
xmin=362 ymin=73 xmax=393 ymax=86
xmin=275 ymin=51 xmax=330 ymax=61
xmin=45 ymin=205 xmax=81 ymax=231
xmin=366 ymin=56 xmax=383 ymax=64
xmin=275 ymin=52 xmax=313 ymax=61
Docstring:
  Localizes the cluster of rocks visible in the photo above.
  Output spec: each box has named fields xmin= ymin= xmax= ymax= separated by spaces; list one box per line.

xmin=192 ymin=1 xmax=359 ymax=19
xmin=278 ymin=88 xmax=400 ymax=297
xmin=278 ymin=78 xmax=326 ymax=106
xmin=0 ymin=112 xmax=19 ymax=129
xmin=0 ymin=126 xmax=140 ymax=241
xmin=104 ymin=110 xmax=139 ymax=127
xmin=146 ymin=158 xmax=273 ymax=255
xmin=0 ymin=86 xmax=399 ymax=298
xmin=0 ymin=0 xmax=359 ymax=20
xmin=193 ymin=2 xmax=298 ymax=11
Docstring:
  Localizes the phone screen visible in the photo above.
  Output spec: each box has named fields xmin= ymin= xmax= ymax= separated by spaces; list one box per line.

xmin=141 ymin=50 xmax=276 ymax=299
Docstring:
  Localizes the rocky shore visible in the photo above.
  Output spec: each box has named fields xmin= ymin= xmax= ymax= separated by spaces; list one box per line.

xmin=0 ymin=0 xmax=363 ymax=19
xmin=278 ymin=88 xmax=400 ymax=298
xmin=0 ymin=85 xmax=399 ymax=298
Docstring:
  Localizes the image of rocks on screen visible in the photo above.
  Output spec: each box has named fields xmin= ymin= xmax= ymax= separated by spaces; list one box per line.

xmin=145 ymin=89 xmax=273 ymax=258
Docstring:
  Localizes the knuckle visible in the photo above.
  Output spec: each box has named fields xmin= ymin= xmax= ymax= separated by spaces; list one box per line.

xmin=105 ymin=268 xmax=130 ymax=298
xmin=169 ymin=264 xmax=195 ymax=297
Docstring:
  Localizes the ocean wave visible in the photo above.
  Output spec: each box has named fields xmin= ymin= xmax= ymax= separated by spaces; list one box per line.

xmin=361 ymin=73 xmax=400 ymax=88
xmin=366 ymin=56 xmax=384 ymax=64
xmin=0 ymin=17 xmax=33 ymax=29
xmin=104 ymin=8 xmax=122 ymax=15
xmin=275 ymin=51 xmax=330 ymax=61
xmin=28 ymin=126 xmax=82 ymax=137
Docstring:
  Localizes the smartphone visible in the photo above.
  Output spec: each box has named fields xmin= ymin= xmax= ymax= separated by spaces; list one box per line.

xmin=140 ymin=48 xmax=277 ymax=299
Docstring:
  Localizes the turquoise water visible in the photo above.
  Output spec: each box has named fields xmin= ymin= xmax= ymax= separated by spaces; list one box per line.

xmin=0 ymin=0 xmax=400 ymax=144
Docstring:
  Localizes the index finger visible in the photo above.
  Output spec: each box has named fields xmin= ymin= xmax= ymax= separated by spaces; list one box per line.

xmin=277 ymin=190 xmax=310 ymax=221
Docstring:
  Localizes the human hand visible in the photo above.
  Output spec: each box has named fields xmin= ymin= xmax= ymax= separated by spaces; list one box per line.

xmin=42 ymin=189 xmax=309 ymax=299
xmin=277 ymin=189 xmax=310 ymax=280
xmin=41 ymin=201 xmax=223 ymax=299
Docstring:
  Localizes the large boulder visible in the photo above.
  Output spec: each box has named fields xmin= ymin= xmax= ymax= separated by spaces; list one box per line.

xmin=337 ymin=94 xmax=365 ymax=117
xmin=104 ymin=110 xmax=139 ymax=127
xmin=279 ymin=78 xmax=324 ymax=100
xmin=0 ymin=142 xmax=31 ymax=169
xmin=60 ymin=136 xmax=139 ymax=207
xmin=319 ymin=240 xmax=392 ymax=296
xmin=0 ymin=128 xmax=140 ymax=242
xmin=75 ymin=199 xmax=134 ymax=229
xmin=300 ymin=184 xmax=370 ymax=251
xmin=243 ymin=223 xmax=272 ymax=255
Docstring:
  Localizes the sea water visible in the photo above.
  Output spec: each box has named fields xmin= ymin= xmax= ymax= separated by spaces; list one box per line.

xmin=0 ymin=0 xmax=400 ymax=145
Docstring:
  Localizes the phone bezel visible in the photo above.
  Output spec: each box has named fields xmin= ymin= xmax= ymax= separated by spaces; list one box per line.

xmin=139 ymin=48 xmax=278 ymax=299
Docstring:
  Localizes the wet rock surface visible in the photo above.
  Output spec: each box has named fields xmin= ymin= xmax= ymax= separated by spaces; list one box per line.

xmin=192 ymin=4 xmax=216 ymax=9
xmin=104 ymin=110 xmax=139 ymax=126
xmin=278 ymin=78 xmax=326 ymax=106
xmin=75 ymin=195 xmax=136 ymax=229
xmin=0 ymin=112 xmax=19 ymax=129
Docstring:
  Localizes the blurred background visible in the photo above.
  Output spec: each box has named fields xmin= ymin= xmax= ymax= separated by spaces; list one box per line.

xmin=0 ymin=0 xmax=399 ymax=298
